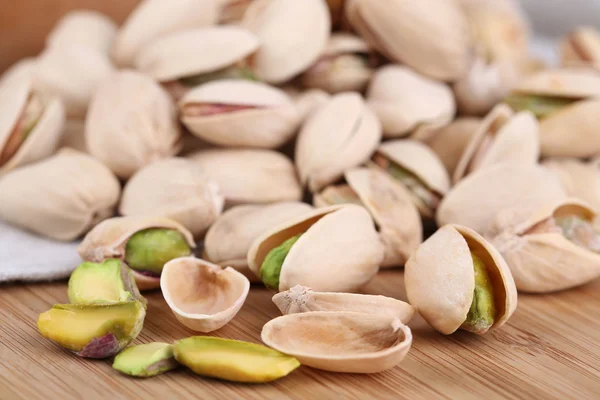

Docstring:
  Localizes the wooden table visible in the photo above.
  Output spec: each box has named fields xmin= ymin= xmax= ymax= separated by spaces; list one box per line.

xmin=1 ymin=271 xmax=599 ymax=400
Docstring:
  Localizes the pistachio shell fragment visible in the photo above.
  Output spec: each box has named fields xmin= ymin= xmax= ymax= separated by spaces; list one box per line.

xmin=0 ymin=149 xmax=120 ymax=241
xmin=561 ymin=27 xmax=600 ymax=66
xmin=113 ymin=343 xmax=178 ymax=378
xmin=120 ymin=158 xmax=224 ymax=238
xmin=273 ymin=285 xmax=415 ymax=323
xmin=46 ymin=10 xmax=117 ymax=54
xmin=248 ymin=205 xmax=384 ymax=292
xmin=425 ymin=117 xmax=481 ymax=175
xmin=173 ymin=336 xmax=299 ymax=383
xmin=37 ymin=301 xmax=146 ymax=358
xmin=262 ymin=311 xmax=412 ymax=373
xmin=161 ymin=257 xmax=250 ymax=332
xmin=405 ymin=224 xmax=517 ymax=334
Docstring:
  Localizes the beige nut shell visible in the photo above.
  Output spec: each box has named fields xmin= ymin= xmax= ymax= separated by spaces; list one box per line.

xmin=405 ymin=224 xmax=517 ymax=334
xmin=425 ymin=117 xmax=482 ymax=175
xmin=161 ymin=257 xmax=250 ymax=332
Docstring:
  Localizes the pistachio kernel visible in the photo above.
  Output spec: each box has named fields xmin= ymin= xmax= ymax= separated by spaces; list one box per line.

xmin=124 ymin=228 xmax=191 ymax=276
xmin=504 ymin=93 xmax=578 ymax=119
xmin=556 ymin=215 xmax=600 ymax=253
xmin=259 ymin=234 xmax=302 ymax=290
xmin=461 ymin=253 xmax=496 ymax=334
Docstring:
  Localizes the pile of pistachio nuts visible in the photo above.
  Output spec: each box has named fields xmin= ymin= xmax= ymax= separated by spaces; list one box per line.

xmin=2 ymin=0 xmax=600 ymax=382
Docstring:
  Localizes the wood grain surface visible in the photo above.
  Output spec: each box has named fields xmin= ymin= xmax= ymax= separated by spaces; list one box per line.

xmin=1 ymin=271 xmax=599 ymax=400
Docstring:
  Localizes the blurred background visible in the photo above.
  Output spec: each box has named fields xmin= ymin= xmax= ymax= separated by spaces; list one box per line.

xmin=1 ymin=0 xmax=600 ymax=73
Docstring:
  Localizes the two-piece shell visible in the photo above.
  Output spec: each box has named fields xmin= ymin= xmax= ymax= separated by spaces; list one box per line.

xmin=161 ymin=257 xmax=250 ymax=332
xmin=247 ymin=205 xmax=384 ymax=292
xmin=0 ymin=149 xmax=120 ymax=241
xmin=543 ymin=158 xmax=600 ymax=212
xmin=425 ymin=117 xmax=481 ymax=175
xmin=120 ymin=158 xmax=224 ymax=238
xmin=405 ymin=224 xmax=518 ymax=334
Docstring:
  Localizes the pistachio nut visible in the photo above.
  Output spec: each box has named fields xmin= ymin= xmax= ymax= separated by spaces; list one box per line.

xmin=0 ymin=71 xmax=65 ymax=176
xmin=247 ymin=205 xmax=384 ymax=292
xmin=314 ymin=166 xmax=422 ymax=268
xmin=78 ymin=216 xmax=196 ymax=290
xmin=203 ymin=202 xmax=313 ymax=281
xmin=161 ymin=257 xmax=250 ymax=332
xmin=120 ymin=158 xmax=224 ymax=238
xmin=180 ymin=80 xmax=301 ymax=149
xmin=346 ymin=0 xmax=471 ymax=81
xmin=504 ymin=68 xmax=600 ymax=157
xmin=301 ymin=33 xmax=377 ymax=94
xmin=111 ymin=0 xmax=220 ymax=67
xmin=273 ymin=285 xmax=415 ymax=323
xmin=492 ymin=199 xmax=600 ymax=293
xmin=543 ymin=158 xmax=600 ymax=212
xmin=425 ymin=117 xmax=482 ymax=175
xmin=86 ymin=70 xmax=181 ymax=179
xmin=242 ymin=0 xmax=330 ymax=84
xmin=188 ymin=149 xmax=302 ymax=207
xmin=46 ymin=10 xmax=117 ymax=55
xmin=453 ymin=104 xmax=539 ymax=184
xmin=59 ymin=119 xmax=87 ymax=153
xmin=437 ymin=163 xmax=567 ymax=238
xmin=113 ymin=342 xmax=178 ymax=378
xmin=366 ymin=65 xmax=455 ymax=139
xmin=262 ymin=311 xmax=412 ymax=373
xmin=295 ymin=92 xmax=381 ymax=192
xmin=0 ymin=149 xmax=120 ymax=241
xmin=560 ymin=27 xmax=600 ymax=66
xmin=405 ymin=224 xmax=517 ymax=334
xmin=33 ymin=44 xmax=114 ymax=118
xmin=371 ymin=139 xmax=450 ymax=218
xmin=293 ymin=88 xmax=331 ymax=120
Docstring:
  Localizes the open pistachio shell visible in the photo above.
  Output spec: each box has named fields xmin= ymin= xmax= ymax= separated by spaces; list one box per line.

xmin=315 ymin=166 xmax=422 ymax=268
xmin=406 ymin=224 xmax=517 ymax=334
xmin=560 ymin=27 xmax=600 ymax=66
xmin=180 ymin=80 xmax=301 ymax=149
xmin=188 ymin=149 xmax=302 ymax=207
xmin=273 ymin=285 xmax=415 ymax=323
xmin=111 ymin=0 xmax=219 ymax=67
xmin=204 ymin=202 xmax=313 ymax=281
xmin=247 ymin=205 xmax=384 ymax=292
xmin=543 ymin=159 xmax=600 ymax=212
xmin=425 ymin=117 xmax=482 ymax=175
xmin=295 ymin=92 xmax=382 ymax=193
xmin=262 ymin=311 xmax=412 ymax=373
xmin=78 ymin=216 xmax=196 ymax=290
xmin=134 ymin=27 xmax=258 ymax=82
xmin=0 ymin=149 xmax=119 ymax=241
xmin=161 ymin=257 xmax=250 ymax=332
xmin=366 ymin=65 xmax=455 ymax=139
xmin=492 ymin=199 xmax=600 ymax=293
xmin=346 ymin=0 xmax=470 ymax=81
xmin=86 ymin=70 xmax=181 ymax=179
xmin=46 ymin=10 xmax=117 ymax=54
xmin=242 ymin=0 xmax=330 ymax=84
xmin=453 ymin=104 xmax=539 ymax=184
xmin=373 ymin=139 xmax=450 ymax=218
xmin=438 ymin=163 xmax=567 ymax=239
xmin=0 ymin=71 xmax=65 ymax=176
xmin=120 ymin=158 xmax=224 ymax=238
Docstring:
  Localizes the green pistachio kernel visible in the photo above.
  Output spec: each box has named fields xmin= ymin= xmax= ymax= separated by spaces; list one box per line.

xmin=462 ymin=253 xmax=496 ymax=334
xmin=556 ymin=215 xmax=600 ymax=252
xmin=504 ymin=94 xmax=578 ymax=119
xmin=386 ymin=163 xmax=439 ymax=210
xmin=124 ymin=229 xmax=191 ymax=276
xmin=179 ymin=66 xmax=257 ymax=87
xmin=259 ymin=234 xmax=302 ymax=290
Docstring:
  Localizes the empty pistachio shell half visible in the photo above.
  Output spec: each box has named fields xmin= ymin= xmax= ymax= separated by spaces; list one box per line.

xmin=173 ymin=336 xmax=300 ymax=383
xmin=372 ymin=139 xmax=450 ymax=218
xmin=111 ymin=0 xmax=220 ymax=67
xmin=120 ymin=158 xmax=224 ymax=238
xmin=242 ymin=0 xmax=330 ymax=84
xmin=86 ymin=70 xmax=181 ymax=179
xmin=543 ymin=158 xmax=600 ymax=212
xmin=247 ymin=205 xmax=384 ymax=292
xmin=315 ymin=166 xmax=422 ymax=268
xmin=0 ymin=149 xmax=119 ymax=241
xmin=560 ymin=27 xmax=600 ymax=66
xmin=366 ymin=65 xmax=456 ymax=139
xmin=161 ymin=257 xmax=250 ymax=332
xmin=406 ymin=224 xmax=517 ymax=334
xmin=46 ymin=10 xmax=117 ymax=54
xmin=301 ymin=33 xmax=377 ymax=94
xmin=188 ymin=149 xmax=302 ymax=207
xmin=295 ymin=92 xmax=382 ymax=193
xmin=346 ymin=0 xmax=470 ymax=81
xmin=438 ymin=163 xmax=567 ymax=239
xmin=204 ymin=202 xmax=313 ymax=281
xmin=453 ymin=104 xmax=539 ymax=184
xmin=262 ymin=311 xmax=412 ymax=373
xmin=492 ymin=199 xmax=600 ymax=293
xmin=113 ymin=342 xmax=178 ymax=378
xmin=273 ymin=285 xmax=415 ymax=323
xmin=180 ymin=80 xmax=301 ymax=149
xmin=0 ymin=71 xmax=64 ymax=176
xmin=78 ymin=216 xmax=195 ymax=290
